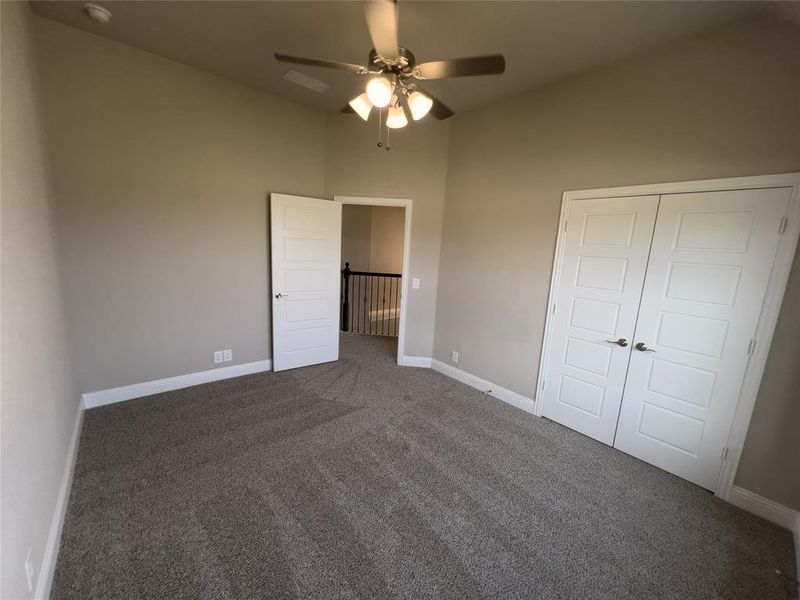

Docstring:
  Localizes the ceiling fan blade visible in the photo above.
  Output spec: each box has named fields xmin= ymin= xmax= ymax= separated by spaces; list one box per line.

xmin=275 ymin=53 xmax=367 ymax=74
xmin=413 ymin=86 xmax=454 ymax=120
xmin=414 ymin=55 xmax=506 ymax=80
xmin=397 ymin=92 xmax=413 ymax=123
xmin=365 ymin=0 xmax=399 ymax=60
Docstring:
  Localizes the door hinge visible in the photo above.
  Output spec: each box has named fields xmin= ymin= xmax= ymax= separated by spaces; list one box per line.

xmin=747 ymin=338 xmax=756 ymax=355
xmin=541 ymin=378 xmax=546 ymax=391
xmin=779 ymin=217 xmax=788 ymax=235
xmin=552 ymin=303 xmax=556 ymax=315
xmin=563 ymin=220 xmax=568 ymax=232
xmin=721 ymin=446 xmax=729 ymax=461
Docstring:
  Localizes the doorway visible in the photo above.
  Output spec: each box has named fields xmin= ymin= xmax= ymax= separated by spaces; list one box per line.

xmin=336 ymin=196 xmax=413 ymax=365
xmin=269 ymin=194 xmax=412 ymax=371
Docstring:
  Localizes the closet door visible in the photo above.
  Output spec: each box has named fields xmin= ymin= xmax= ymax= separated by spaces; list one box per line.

xmin=541 ymin=195 xmax=659 ymax=444
xmin=613 ymin=187 xmax=791 ymax=490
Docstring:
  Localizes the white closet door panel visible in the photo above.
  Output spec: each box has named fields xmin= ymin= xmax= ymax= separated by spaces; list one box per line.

xmin=541 ymin=195 xmax=659 ymax=444
xmin=613 ymin=187 xmax=791 ymax=490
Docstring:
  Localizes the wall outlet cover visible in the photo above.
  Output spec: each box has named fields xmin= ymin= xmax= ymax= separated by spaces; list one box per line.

xmin=223 ymin=349 xmax=232 ymax=362
xmin=412 ymin=278 xmax=420 ymax=289
xmin=213 ymin=351 xmax=223 ymax=364
xmin=451 ymin=351 xmax=459 ymax=364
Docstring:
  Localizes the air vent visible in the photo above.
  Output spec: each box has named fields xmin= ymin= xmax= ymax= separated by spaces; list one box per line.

xmin=282 ymin=69 xmax=330 ymax=94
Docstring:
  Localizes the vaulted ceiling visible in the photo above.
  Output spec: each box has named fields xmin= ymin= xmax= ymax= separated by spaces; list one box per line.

xmin=32 ymin=1 xmax=782 ymax=115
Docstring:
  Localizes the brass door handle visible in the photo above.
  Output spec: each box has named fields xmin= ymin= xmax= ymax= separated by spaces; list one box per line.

xmin=635 ymin=342 xmax=655 ymax=352
xmin=605 ymin=338 xmax=628 ymax=347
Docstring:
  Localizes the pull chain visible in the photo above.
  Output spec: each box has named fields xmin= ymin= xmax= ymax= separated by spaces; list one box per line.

xmin=376 ymin=107 xmax=383 ymax=148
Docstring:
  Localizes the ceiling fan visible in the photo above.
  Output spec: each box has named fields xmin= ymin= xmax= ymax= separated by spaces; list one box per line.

xmin=275 ymin=0 xmax=505 ymax=136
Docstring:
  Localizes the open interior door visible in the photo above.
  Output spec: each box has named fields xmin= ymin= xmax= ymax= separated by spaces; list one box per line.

xmin=270 ymin=193 xmax=342 ymax=371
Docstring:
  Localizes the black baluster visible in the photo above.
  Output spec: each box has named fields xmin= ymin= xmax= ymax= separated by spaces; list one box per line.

xmin=367 ymin=275 xmax=372 ymax=335
xmin=372 ymin=276 xmax=377 ymax=335
xmin=341 ymin=263 xmax=350 ymax=332
xmin=395 ymin=276 xmax=400 ymax=336
xmin=390 ymin=278 xmax=395 ymax=336
xmin=349 ymin=270 xmax=354 ymax=332
xmin=353 ymin=274 xmax=357 ymax=333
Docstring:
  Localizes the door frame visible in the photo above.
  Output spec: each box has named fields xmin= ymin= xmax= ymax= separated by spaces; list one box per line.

xmin=535 ymin=172 xmax=800 ymax=500
xmin=334 ymin=195 xmax=413 ymax=365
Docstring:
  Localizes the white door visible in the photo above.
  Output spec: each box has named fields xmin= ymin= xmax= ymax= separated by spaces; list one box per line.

xmin=270 ymin=193 xmax=342 ymax=371
xmin=613 ymin=187 xmax=791 ymax=490
xmin=541 ymin=195 xmax=659 ymax=444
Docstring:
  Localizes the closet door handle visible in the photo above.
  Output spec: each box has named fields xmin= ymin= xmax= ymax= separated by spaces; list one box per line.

xmin=606 ymin=338 xmax=628 ymax=347
xmin=635 ymin=342 xmax=655 ymax=352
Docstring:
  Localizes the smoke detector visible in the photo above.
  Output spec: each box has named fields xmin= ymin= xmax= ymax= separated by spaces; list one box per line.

xmin=83 ymin=3 xmax=111 ymax=24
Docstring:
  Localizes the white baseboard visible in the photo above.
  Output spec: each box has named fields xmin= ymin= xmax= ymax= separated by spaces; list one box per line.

xmin=35 ymin=401 xmax=84 ymax=600
xmin=728 ymin=485 xmax=800 ymax=580
xmin=431 ymin=359 xmax=536 ymax=414
xmin=400 ymin=355 xmax=432 ymax=368
xmin=82 ymin=360 xmax=272 ymax=409
xmin=728 ymin=485 xmax=799 ymax=531
xmin=796 ymin=514 xmax=800 ymax=585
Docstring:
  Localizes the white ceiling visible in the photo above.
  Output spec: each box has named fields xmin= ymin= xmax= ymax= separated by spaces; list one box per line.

xmin=31 ymin=1 xmax=779 ymax=115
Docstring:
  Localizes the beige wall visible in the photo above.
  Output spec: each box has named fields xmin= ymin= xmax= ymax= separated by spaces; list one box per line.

xmin=341 ymin=205 xmax=405 ymax=273
xmin=1 ymin=3 xmax=80 ymax=598
xmin=325 ymin=116 xmax=450 ymax=358
xmin=33 ymin=14 xmax=443 ymax=385
xmin=341 ymin=204 xmax=372 ymax=271
xmin=35 ymin=17 xmax=326 ymax=392
xmin=736 ymin=250 xmax=800 ymax=510
xmin=370 ymin=206 xmax=405 ymax=274
xmin=433 ymin=17 xmax=800 ymax=509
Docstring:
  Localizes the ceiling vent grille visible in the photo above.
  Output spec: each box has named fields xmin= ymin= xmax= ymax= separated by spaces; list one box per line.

xmin=281 ymin=69 xmax=330 ymax=94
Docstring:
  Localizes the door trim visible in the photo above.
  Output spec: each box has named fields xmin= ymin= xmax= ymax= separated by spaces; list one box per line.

xmin=535 ymin=172 xmax=800 ymax=500
xmin=334 ymin=196 xmax=413 ymax=366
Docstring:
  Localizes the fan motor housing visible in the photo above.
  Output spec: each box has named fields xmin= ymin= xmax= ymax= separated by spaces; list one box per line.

xmin=369 ymin=47 xmax=416 ymax=75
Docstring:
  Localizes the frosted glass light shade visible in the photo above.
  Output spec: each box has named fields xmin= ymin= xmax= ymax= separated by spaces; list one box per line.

xmin=386 ymin=106 xmax=408 ymax=129
xmin=366 ymin=77 xmax=392 ymax=108
xmin=408 ymin=91 xmax=433 ymax=120
xmin=348 ymin=93 xmax=372 ymax=121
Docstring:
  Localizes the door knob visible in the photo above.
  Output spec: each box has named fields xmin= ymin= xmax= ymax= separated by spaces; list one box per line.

xmin=605 ymin=338 xmax=628 ymax=347
xmin=635 ymin=342 xmax=655 ymax=352
xmin=274 ymin=293 xmax=289 ymax=299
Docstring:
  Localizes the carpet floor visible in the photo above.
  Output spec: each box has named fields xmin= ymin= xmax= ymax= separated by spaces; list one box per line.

xmin=52 ymin=333 xmax=797 ymax=600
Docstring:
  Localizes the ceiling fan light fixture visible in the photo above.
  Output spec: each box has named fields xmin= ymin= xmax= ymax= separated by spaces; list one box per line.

xmin=386 ymin=106 xmax=408 ymax=129
xmin=408 ymin=92 xmax=433 ymax=120
xmin=348 ymin=93 xmax=373 ymax=121
xmin=366 ymin=77 xmax=393 ymax=108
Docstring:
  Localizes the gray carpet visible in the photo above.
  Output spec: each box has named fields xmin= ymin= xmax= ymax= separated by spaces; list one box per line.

xmin=52 ymin=333 xmax=797 ymax=600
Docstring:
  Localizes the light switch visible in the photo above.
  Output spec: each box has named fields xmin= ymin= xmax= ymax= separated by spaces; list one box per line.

xmin=412 ymin=278 xmax=420 ymax=289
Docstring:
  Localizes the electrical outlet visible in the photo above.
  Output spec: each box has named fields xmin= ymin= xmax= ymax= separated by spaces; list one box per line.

xmin=213 ymin=351 xmax=223 ymax=364
xmin=24 ymin=548 xmax=34 ymax=592
xmin=451 ymin=351 xmax=459 ymax=364
xmin=223 ymin=349 xmax=232 ymax=362
xmin=412 ymin=278 xmax=420 ymax=289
